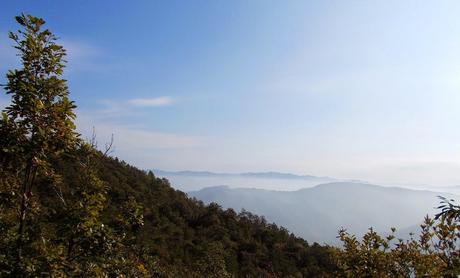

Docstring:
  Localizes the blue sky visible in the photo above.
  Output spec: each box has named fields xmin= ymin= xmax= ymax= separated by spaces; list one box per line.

xmin=2 ymin=1 xmax=460 ymax=186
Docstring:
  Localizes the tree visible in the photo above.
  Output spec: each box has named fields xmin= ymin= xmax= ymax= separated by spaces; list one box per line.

xmin=0 ymin=14 xmax=77 ymax=275
xmin=0 ymin=14 xmax=160 ymax=277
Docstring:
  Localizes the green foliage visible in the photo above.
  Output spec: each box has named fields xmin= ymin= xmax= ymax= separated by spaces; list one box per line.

xmin=193 ymin=242 xmax=231 ymax=278
xmin=0 ymin=14 xmax=156 ymax=277
xmin=335 ymin=198 xmax=460 ymax=277
xmin=0 ymin=13 xmax=78 ymax=276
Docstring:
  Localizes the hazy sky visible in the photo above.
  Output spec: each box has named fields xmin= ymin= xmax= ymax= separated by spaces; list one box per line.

xmin=2 ymin=1 xmax=460 ymax=186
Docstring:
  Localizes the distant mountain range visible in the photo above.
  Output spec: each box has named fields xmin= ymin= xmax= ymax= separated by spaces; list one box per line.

xmin=188 ymin=182 xmax=459 ymax=245
xmin=153 ymin=169 xmax=337 ymax=180
xmin=151 ymin=169 xmax=365 ymax=191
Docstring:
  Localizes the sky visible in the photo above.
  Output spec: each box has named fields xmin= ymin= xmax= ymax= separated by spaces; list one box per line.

xmin=2 ymin=1 xmax=460 ymax=187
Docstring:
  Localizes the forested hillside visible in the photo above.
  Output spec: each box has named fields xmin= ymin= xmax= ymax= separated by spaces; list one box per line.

xmin=66 ymin=152 xmax=338 ymax=276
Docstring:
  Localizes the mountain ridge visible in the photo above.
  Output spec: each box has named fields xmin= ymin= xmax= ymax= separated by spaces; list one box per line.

xmin=152 ymin=169 xmax=338 ymax=180
xmin=152 ymin=169 xmax=370 ymax=191
xmin=188 ymin=182 xmax=459 ymax=245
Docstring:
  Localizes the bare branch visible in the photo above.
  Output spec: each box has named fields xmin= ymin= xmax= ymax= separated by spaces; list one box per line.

xmin=88 ymin=126 xmax=97 ymax=149
xmin=52 ymin=185 xmax=66 ymax=206
xmin=103 ymin=133 xmax=114 ymax=156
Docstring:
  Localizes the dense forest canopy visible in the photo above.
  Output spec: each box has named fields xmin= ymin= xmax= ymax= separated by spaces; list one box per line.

xmin=2 ymin=14 xmax=460 ymax=278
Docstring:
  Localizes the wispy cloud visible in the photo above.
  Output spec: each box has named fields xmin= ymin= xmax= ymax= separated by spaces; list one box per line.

xmin=128 ymin=96 xmax=174 ymax=107
xmin=74 ymin=94 xmax=195 ymax=169
xmin=61 ymin=39 xmax=107 ymax=73
xmin=63 ymin=40 xmax=101 ymax=59
xmin=76 ymin=113 xmax=205 ymax=166
xmin=95 ymin=96 xmax=175 ymax=117
xmin=0 ymin=33 xmax=108 ymax=74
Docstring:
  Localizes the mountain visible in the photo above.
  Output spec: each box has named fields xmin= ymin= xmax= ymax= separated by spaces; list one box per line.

xmin=66 ymin=155 xmax=337 ymax=276
xmin=152 ymin=169 xmax=344 ymax=191
xmin=241 ymin=171 xmax=332 ymax=180
xmin=188 ymin=182 xmax=458 ymax=245
xmin=152 ymin=169 xmax=233 ymax=177
xmin=153 ymin=169 xmax=337 ymax=180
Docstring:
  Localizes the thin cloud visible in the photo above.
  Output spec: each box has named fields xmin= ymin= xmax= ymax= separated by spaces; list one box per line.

xmin=128 ymin=96 xmax=174 ymax=107
xmin=95 ymin=96 xmax=175 ymax=117
xmin=61 ymin=39 xmax=107 ymax=73
xmin=76 ymin=114 xmax=204 ymax=151
xmin=0 ymin=34 xmax=108 ymax=74
xmin=63 ymin=40 xmax=101 ymax=59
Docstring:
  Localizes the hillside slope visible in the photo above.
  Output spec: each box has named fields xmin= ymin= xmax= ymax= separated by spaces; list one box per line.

xmin=66 ymin=154 xmax=338 ymax=277
xmin=189 ymin=183 xmax=457 ymax=245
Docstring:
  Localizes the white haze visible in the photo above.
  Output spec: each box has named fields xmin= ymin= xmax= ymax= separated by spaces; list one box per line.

xmin=152 ymin=169 xmax=460 ymax=194
xmin=153 ymin=170 xmax=460 ymax=244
